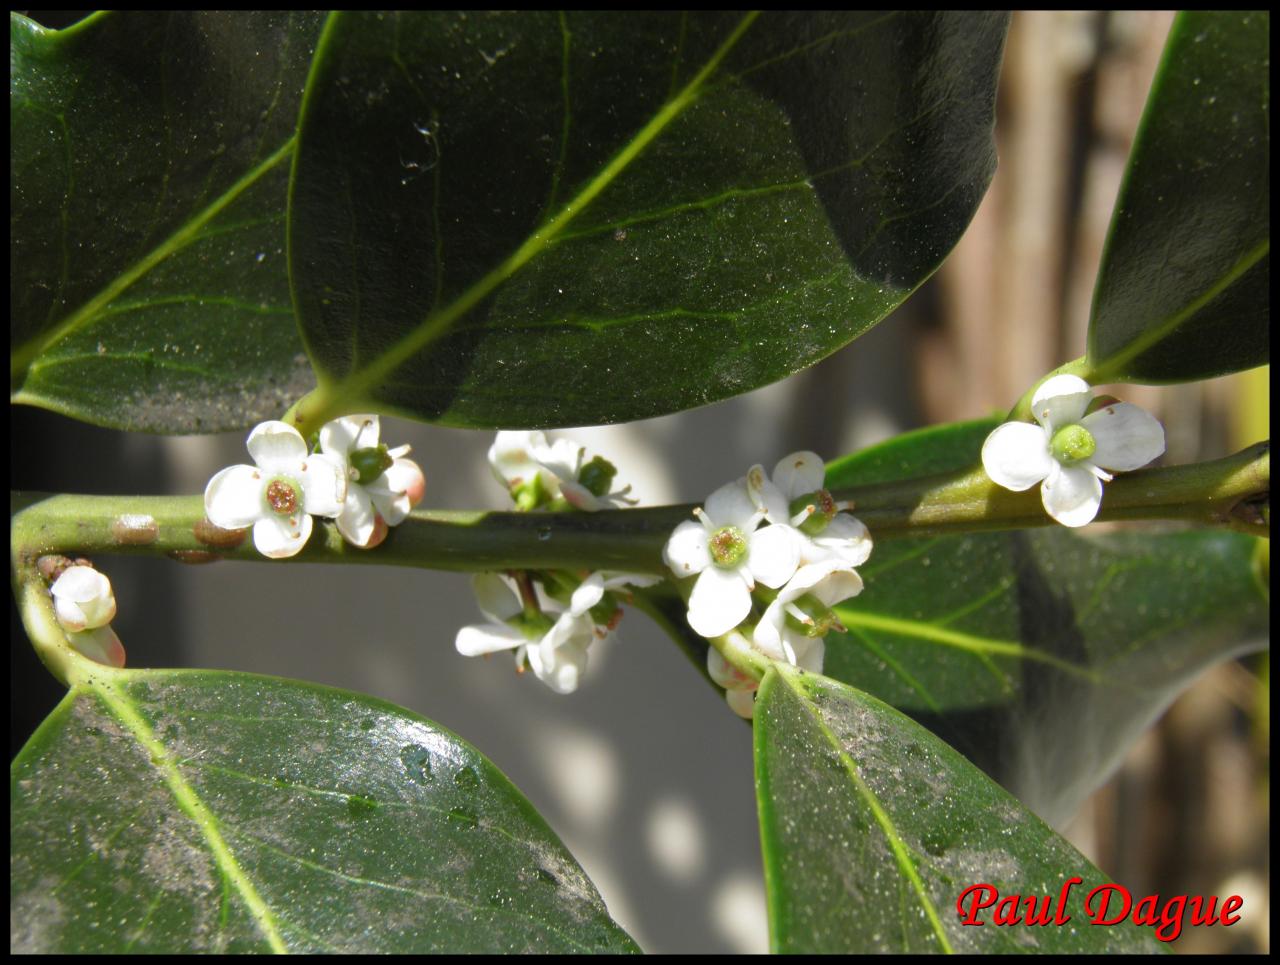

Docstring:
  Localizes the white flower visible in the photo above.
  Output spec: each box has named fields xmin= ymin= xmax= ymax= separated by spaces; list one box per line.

xmin=982 ymin=375 xmax=1166 ymax=527
xmin=752 ymin=559 xmax=861 ymax=667
xmin=768 ymin=451 xmax=873 ymax=566
xmin=489 ymin=431 xmax=558 ymax=500
xmin=663 ymin=476 xmax=801 ymax=638
xmin=455 ymin=573 xmax=599 ymax=694
xmin=50 ymin=565 xmax=116 ymax=631
xmin=489 ymin=430 xmax=636 ymax=511
xmin=319 ymin=414 xmax=426 ymax=548
xmin=204 ymin=421 xmax=347 ymax=559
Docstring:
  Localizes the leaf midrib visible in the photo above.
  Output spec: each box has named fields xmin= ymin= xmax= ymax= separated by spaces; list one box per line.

xmin=90 ymin=675 xmax=288 ymax=953
xmin=10 ymin=138 xmax=296 ymax=385
xmin=302 ymin=11 xmax=761 ymax=422
xmin=770 ymin=670 xmax=954 ymax=953
xmin=1090 ymin=236 xmax=1270 ymax=377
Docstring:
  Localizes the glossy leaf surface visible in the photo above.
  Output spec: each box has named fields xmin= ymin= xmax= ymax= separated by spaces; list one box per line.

xmin=824 ymin=420 xmax=1269 ymax=823
xmin=1087 ymin=10 xmax=1270 ymax=383
xmin=10 ymin=670 xmax=638 ymax=953
xmin=10 ymin=11 xmax=324 ymax=432
xmin=754 ymin=668 xmax=1161 ymax=953
xmin=290 ymin=11 xmax=1008 ymax=428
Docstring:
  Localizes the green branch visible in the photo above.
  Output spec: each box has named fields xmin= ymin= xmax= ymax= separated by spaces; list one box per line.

xmin=11 ymin=443 xmax=1268 ymax=573
xmin=11 ymin=443 xmax=1267 ymax=687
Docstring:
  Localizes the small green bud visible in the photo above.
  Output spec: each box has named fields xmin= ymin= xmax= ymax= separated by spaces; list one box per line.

xmin=263 ymin=476 xmax=302 ymax=517
xmin=709 ymin=525 xmax=748 ymax=568
xmin=578 ymin=456 xmax=618 ymax=498
xmin=788 ymin=488 xmax=838 ymax=535
xmin=350 ymin=444 xmax=394 ymax=485
xmin=1050 ymin=424 xmax=1097 ymax=464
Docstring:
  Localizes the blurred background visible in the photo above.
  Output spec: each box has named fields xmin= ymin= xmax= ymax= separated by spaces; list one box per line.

xmin=10 ymin=10 xmax=1269 ymax=953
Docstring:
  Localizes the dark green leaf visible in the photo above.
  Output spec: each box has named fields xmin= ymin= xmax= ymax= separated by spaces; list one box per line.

xmin=1087 ymin=11 xmax=1270 ymax=383
xmin=754 ymin=668 xmax=1162 ymax=953
xmin=10 ymin=670 xmax=638 ymax=953
xmin=10 ymin=11 xmax=325 ymax=432
xmin=290 ymin=11 xmax=1008 ymax=428
xmin=825 ymin=420 xmax=1269 ymax=823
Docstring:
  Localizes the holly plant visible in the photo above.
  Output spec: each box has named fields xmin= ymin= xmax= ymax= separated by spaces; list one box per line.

xmin=10 ymin=10 xmax=1269 ymax=954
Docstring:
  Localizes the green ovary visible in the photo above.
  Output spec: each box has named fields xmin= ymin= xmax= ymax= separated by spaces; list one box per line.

xmin=709 ymin=526 xmax=748 ymax=568
xmin=1050 ymin=424 xmax=1097 ymax=464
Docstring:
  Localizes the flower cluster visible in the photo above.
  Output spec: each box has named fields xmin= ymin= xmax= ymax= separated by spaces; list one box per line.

xmin=664 ymin=452 xmax=872 ymax=718
xmin=456 ymin=431 xmax=653 ymax=693
xmin=46 ymin=560 xmax=124 ymax=668
xmin=456 ymin=570 xmax=658 ymax=693
xmin=489 ymin=430 xmax=636 ymax=511
xmin=982 ymin=375 xmax=1165 ymax=527
xmin=204 ymin=416 xmax=425 ymax=558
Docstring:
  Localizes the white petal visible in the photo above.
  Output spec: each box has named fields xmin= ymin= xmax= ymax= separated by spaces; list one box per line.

xmin=541 ymin=611 xmax=594 ymax=654
xmin=529 ymin=639 xmax=589 ymax=694
xmin=600 ymin=571 xmax=663 ymax=590
xmin=746 ymin=523 xmax=801 ymax=589
xmin=472 ymin=573 xmax=522 ymax=624
xmin=54 ymin=596 xmax=87 ymax=632
xmin=772 ymin=451 xmax=826 ymax=499
xmin=746 ymin=465 xmax=790 ymax=522
xmin=297 ymin=453 xmax=346 ymax=518
xmin=687 ymin=566 xmax=752 ymax=638
xmin=204 ymin=464 xmax=264 ymax=529
xmin=1030 ymin=375 xmax=1092 ymax=433
xmin=456 ymin=622 xmax=526 ymax=656
xmin=253 ymin=513 xmax=312 ymax=559
xmin=569 ymin=574 xmax=606 ymax=615
xmin=981 ymin=422 xmax=1054 ymax=492
xmin=488 ymin=431 xmax=549 ymax=485
xmin=559 ymin=479 xmax=603 ymax=511
xmin=812 ymin=514 xmax=873 ymax=567
xmin=704 ymin=478 xmax=759 ymax=528
xmin=336 ymin=487 xmax=377 ymax=547
xmin=368 ymin=459 xmax=420 ymax=524
xmin=319 ymin=414 xmax=379 ymax=460
xmin=784 ymin=559 xmax=863 ymax=608
xmin=1081 ymin=402 xmax=1166 ymax=472
xmin=51 ymin=565 xmax=110 ymax=603
xmin=751 ymin=606 xmax=788 ymax=661
xmin=725 ymin=688 xmax=756 ymax=719
xmin=247 ymin=420 xmax=309 ymax=471
xmin=76 ymin=593 xmax=116 ymax=630
xmin=664 ymin=520 xmax=711 ymax=577
xmin=1040 ymin=462 xmax=1103 ymax=528
xmin=538 ymin=437 xmax=582 ymax=481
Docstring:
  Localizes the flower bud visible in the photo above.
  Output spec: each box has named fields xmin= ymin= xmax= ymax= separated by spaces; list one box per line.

xmin=50 ymin=565 xmax=116 ymax=632
xmin=577 ymin=456 xmax=618 ymax=498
